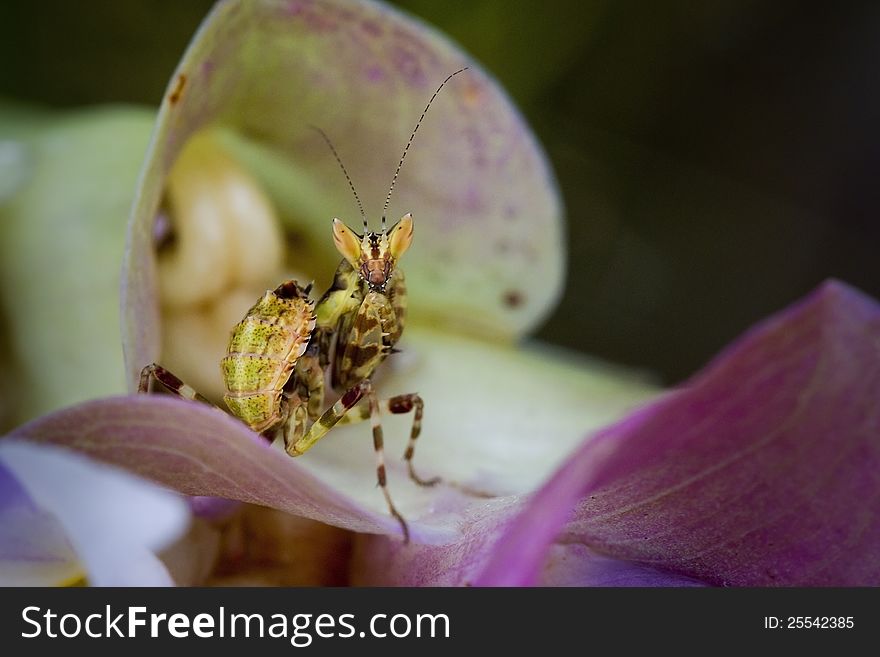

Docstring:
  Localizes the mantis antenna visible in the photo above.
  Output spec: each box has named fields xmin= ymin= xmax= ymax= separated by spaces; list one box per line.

xmin=311 ymin=125 xmax=368 ymax=232
xmin=380 ymin=66 xmax=469 ymax=230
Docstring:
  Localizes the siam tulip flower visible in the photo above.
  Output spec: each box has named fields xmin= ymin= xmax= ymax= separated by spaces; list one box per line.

xmin=4 ymin=0 xmax=880 ymax=586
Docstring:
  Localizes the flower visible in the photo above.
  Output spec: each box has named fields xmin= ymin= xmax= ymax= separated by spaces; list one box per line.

xmin=12 ymin=278 xmax=879 ymax=586
xmin=3 ymin=0 xmax=879 ymax=586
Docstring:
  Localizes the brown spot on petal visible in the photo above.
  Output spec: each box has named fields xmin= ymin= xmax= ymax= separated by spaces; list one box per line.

xmin=503 ymin=290 xmax=525 ymax=308
xmin=168 ymin=73 xmax=187 ymax=105
xmin=153 ymin=206 xmax=175 ymax=251
xmin=462 ymin=79 xmax=486 ymax=108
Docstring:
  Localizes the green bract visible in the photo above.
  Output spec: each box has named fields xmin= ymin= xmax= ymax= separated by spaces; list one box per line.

xmin=124 ymin=0 xmax=566 ymax=390
xmin=0 ymin=107 xmax=154 ymax=425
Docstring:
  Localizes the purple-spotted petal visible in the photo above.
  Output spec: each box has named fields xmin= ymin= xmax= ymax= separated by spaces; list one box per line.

xmin=475 ymin=280 xmax=880 ymax=586
xmin=124 ymin=0 xmax=563 ymax=388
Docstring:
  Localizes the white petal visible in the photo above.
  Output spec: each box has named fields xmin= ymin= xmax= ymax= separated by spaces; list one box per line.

xmin=0 ymin=459 xmax=81 ymax=585
xmin=0 ymin=441 xmax=190 ymax=586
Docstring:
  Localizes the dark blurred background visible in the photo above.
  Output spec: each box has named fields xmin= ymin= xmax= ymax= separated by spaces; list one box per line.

xmin=2 ymin=0 xmax=878 ymax=384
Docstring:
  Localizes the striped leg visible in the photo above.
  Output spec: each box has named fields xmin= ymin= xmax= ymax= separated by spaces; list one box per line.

xmin=138 ymin=363 xmax=211 ymax=403
xmin=287 ymin=378 xmax=410 ymax=543
xmin=330 ymin=393 xmax=437 ymax=488
xmin=392 ymin=394 xmax=439 ymax=488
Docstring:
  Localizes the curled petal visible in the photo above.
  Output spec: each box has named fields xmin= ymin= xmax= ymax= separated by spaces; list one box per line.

xmin=347 ymin=280 xmax=880 ymax=585
xmin=9 ymin=396 xmax=417 ymax=538
xmin=476 ymin=280 xmax=880 ymax=586
xmin=123 ymin=0 xmax=563 ymax=388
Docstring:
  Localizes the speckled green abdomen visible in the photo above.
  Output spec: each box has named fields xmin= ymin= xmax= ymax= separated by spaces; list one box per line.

xmin=221 ymin=281 xmax=315 ymax=433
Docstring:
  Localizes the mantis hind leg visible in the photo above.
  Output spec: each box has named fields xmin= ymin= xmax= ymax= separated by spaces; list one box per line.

xmin=138 ymin=363 xmax=212 ymax=404
xmin=286 ymin=378 xmax=411 ymax=543
xmin=139 ymin=363 xmax=242 ymax=434
xmin=334 ymin=393 xmax=438 ymax=487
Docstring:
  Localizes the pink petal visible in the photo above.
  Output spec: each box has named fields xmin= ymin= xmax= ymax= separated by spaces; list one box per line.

xmin=476 ymin=279 xmax=880 ymax=586
xmin=539 ymin=545 xmax=706 ymax=587
xmin=8 ymin=395 xmax=411 ymax=539
xmin=350 ymin=497 xmax=705 ymax=586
